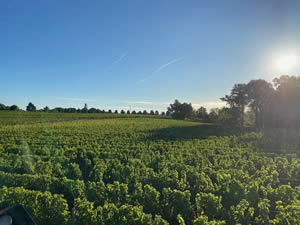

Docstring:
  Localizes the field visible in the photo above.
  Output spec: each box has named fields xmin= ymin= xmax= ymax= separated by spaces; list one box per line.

xmin=0 ymin=112 xmax=299 ymax=224
xmin=0 ymin=111 xmax=163 ymax=125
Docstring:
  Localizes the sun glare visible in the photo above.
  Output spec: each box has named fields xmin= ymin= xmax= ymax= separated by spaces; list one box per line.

xmin=275 ymin=54 xmax=297 ymax=72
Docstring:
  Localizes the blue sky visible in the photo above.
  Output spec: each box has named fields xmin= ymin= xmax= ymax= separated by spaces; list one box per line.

xmin=1 ymin=0 xmax=300 ymax=112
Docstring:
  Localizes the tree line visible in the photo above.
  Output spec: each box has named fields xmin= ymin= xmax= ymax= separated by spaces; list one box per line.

xmin=167 ymin=75 xmax=300 ymax=129
xmin=2 ymin=75 xmax=299 ymax=129
xmin=0 ymin=102 xmax=166 ymax=116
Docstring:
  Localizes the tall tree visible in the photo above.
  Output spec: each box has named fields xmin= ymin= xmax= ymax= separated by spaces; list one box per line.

xmin=81 ymin=103 xmax=88 ymax=113
xmin=221 ymin=84 xmax=249 ymax=127
xmin=167 ymin=99 xmax=194 ymax=120
xmin=26 ymin=102 xmax=36 ymax=112
xmin=246 ymin=79 xmax=274 ymax=128
xmin=268 ymin=75 xmax=300 ymax=128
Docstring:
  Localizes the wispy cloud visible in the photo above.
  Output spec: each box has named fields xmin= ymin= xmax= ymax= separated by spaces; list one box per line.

xmin=192 ymin=101 xmax=226 ymax=111
xmin=104 ymin=52 xmax=128 ymax=72
xmin=55 ymin=97 xmax=96 ymax=102
xmin=139 ymin=57 xmax=183 ymax=82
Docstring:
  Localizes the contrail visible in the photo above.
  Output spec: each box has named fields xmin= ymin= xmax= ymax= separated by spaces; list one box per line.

xmin=139 ymin=57 xmax=183 ymax=82
xmin=155 ymin=57 xmax=184 ymax=73
xmin=104 ymin=52 xmax=128 ymax=72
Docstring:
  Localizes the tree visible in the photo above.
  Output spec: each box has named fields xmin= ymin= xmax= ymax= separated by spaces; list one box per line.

xmin=266 ymin=75 xmax=300 ymax=128
xmin=143 ymin=110 xmax=148 ymax=115
xmin=195 ymin=107 xmax=209 ymax=122
xmin=167 ymin=100 xmax=181 ymax=118
xmin=88 ymin=108 xmax=98 ymax=113
xmin=10 ymin=105 xmax=19 ymax=111
xmin=217 ymin=107 xmax=240 ymax=127
xmin=26 ymin=102 xmax=36 ymax=112
xmin=108 ymin=109 xmax=112 ymax=113
xmin=131 ymin=110 xmax=136 ymax=114
xmin=43 ymin=106 xmax=50 ymax=112
xmin=221 ymin=84 xmax=249 ymax=127
xmin=0 ymin=103 xmax=7 ymax=110
xmin=120 ymin=110 xmax=125 ymax=114
xmin=127 ymin=110 xmax=131 ymax=114
xmin=208 ymin=108 xmax=219 ymax=123
xmin=246 ymin=79 xmax=274 ymax=128
xmin=66 ymin=108 xmax=77 ymax=113
xmin=150 ymin=110 xmax=155 ymax=115
xmin=53 ymin=107 xmax=63 ymax=113
xmin=114 ymin=110 xmax=118 ymax=114
xmin=82 ymin=104 xmax=88 ymax=113
xmin=167 ymin=100 xmax=194 ymax=120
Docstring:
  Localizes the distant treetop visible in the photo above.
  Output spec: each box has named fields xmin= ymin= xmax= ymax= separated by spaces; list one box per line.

xmin=26 ymin=102 xmax=36 ymax=112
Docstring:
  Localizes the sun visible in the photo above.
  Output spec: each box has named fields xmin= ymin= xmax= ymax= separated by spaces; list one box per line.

xmin=275 ymin=54 xmax=297 ymax=72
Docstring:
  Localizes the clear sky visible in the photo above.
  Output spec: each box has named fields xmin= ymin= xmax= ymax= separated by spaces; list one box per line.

xmin=1 ymin=0 xmax=300 ymax=112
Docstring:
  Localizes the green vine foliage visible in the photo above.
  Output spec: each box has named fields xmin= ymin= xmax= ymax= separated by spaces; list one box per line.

xmin=0 ymin=113 xmax=299 ymax=224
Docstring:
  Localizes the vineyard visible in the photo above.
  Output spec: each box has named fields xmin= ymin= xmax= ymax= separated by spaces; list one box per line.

xmin=0 ymin=112 xmax=299 ymax=224
xmin=0 ymin=111 xmax=162 ymax=125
